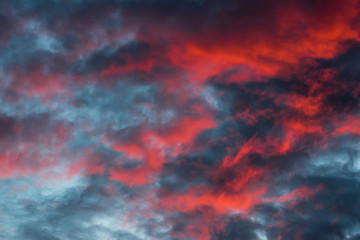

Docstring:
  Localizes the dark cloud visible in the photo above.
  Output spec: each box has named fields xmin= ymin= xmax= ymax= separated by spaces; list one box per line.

xmin=72 ymin=41 xmax=150 ymax=74
xmin=211 ymin=217 xmax=260 ymax=240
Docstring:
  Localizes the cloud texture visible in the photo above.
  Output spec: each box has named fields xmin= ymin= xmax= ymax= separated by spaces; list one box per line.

xmin=0 ymin=0 xmax=360 ymax=239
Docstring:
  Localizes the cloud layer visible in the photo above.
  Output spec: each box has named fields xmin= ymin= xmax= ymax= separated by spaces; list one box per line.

xmin=0 ymin=0 xmax=360 ymax=239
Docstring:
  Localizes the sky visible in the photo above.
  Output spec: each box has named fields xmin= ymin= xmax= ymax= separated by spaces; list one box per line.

xmin=0 ymin=0 xmax=360 ymax=239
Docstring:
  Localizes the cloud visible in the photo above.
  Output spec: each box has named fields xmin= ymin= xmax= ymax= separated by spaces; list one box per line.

xmin=0 ymin=0 xmax=360 ymax=239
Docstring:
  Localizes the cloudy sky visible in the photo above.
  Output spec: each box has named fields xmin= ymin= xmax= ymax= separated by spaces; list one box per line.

xmin=0 ymin=0 xmax=360 ymax=239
